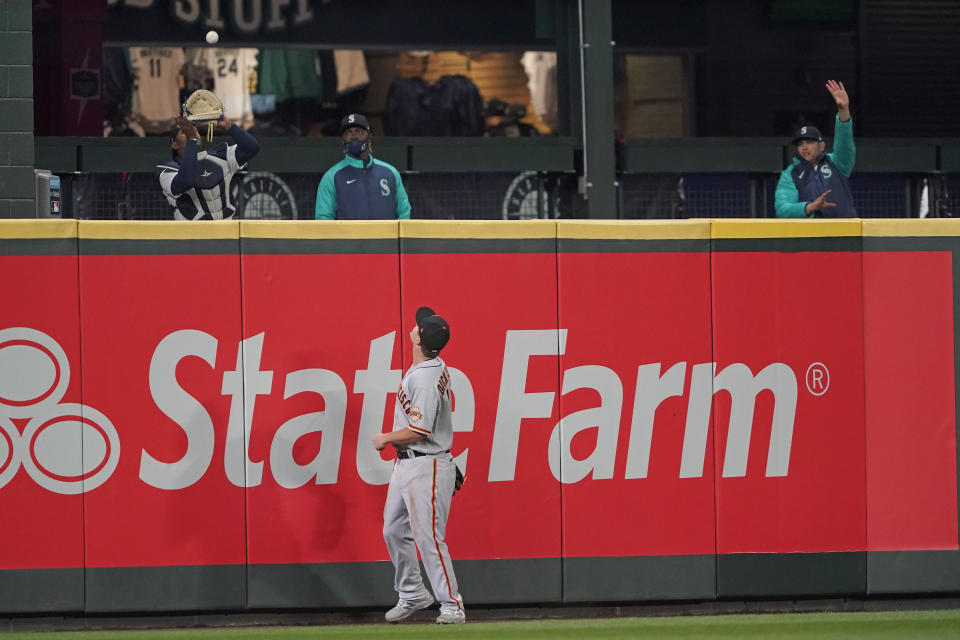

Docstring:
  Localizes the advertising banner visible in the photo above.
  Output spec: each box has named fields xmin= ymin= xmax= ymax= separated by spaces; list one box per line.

xmin=4 ymin=218 xmax=960 ymax=613
xmin=710 ymin=221 xmax=866 ymax=555
xmin=556 ymin=221 xmax=714 ymax=556
xmin=0 ymin=220 xmax=83 ymax=612
xmin=556 ymin=220 xmax=715 ymax=601
xmin=862 ymin=221 xmax=958 ymax=552
xmin=239 ymin=221 xmax=402 ymax=607
xmin=77 ymin=221 xmax=245 ymax=610
xmin=861 ymin=220 xmax=960 ymax=594
xmin=399 ymin=220 xmax=562 ymax=602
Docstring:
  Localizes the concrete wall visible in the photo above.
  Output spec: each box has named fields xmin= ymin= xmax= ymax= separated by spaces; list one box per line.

xmin=0 ymin=0 xmax=34 ymax=218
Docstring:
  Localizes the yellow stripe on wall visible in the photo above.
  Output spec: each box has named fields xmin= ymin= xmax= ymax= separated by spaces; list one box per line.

xmin=19 ymin=219 xmax=957 ymax=243
xmin=0 ymin=219 xmax=77 ymax=239
xmin=400 ymin=220 xmax=556 ymax=239
xmin=241 ymin=220 xmax=398 ymax=239
xmin=79 ymin=220 xmax=239 ymax=240
xmin=862 ymin=219 xmax=960 ymax=237
xmin=711 ymin=219 xmax=862 ymax=239
xmin=558 ymin=220 xmax=710 ymax=240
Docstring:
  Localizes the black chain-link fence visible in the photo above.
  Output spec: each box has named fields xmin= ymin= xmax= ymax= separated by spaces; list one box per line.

xmin=55 ymin=170 xmax=952 ymax=220
xmin=59 ymin=171 xmax=579 ymax=221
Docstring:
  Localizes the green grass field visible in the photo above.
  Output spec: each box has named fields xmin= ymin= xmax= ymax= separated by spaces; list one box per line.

xmin=5 ymin=610 xmax=960 ymax=640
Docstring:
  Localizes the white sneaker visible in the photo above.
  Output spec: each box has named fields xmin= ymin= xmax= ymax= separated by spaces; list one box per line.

xmin=436 ymin=609 xmax=466 ymax=624
xmin=384 ymin=594 xmax=435 ymax=622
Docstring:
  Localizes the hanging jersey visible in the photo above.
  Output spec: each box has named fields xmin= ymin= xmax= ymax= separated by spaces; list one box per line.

xmin=257 ymin=49 xmax=322 ymax=101
xmin=521 ymin=51 xmax=558 ymax=131
xmin=333 ymin=50 xmax=369 ymax=95
xmin=130 ymin=47 xmax=185 ymax=134
xmin=158 ymin=143 xmax=245 ymax=220
xmin=103 ymin=47 xmax=133 ymax=109
xmin=207 ymin=48 xmax=259 ymax=124
xmin=182 ymin=48 xmax=215 ymax=93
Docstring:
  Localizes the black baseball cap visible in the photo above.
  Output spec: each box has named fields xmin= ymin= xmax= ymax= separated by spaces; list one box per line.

xmin=792 ymin=125 xmax=823 ymax=145
xmin=339 ymin=113 xmax=370 ymax=134
xmin=416 ymin=306 xmax=450 ymax=354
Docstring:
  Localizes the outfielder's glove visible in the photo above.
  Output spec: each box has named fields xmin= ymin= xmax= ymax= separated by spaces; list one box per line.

xmin=453 ymin=464 xmax=465 ymax=496
xmin=182 ymin=89 xmax=224 ymax=141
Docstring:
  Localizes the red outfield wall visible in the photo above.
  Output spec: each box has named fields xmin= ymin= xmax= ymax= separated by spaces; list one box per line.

xmin=0 ymin=218 xmax=958 ymax=612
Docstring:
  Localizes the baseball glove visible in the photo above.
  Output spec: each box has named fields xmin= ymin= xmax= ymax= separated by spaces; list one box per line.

xmin=453 ymin=464 xmax=465 ymax=495
xmin=183 ymin=89 xmax=224 ymax=141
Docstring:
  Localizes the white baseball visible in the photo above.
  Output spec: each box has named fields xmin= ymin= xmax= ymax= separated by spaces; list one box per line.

xmin=205 ymin=30 xmax=219 ymax=44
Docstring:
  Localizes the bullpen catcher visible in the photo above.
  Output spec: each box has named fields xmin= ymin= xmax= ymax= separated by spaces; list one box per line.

xmin=158 ymin=90 xmax=260 ymax=221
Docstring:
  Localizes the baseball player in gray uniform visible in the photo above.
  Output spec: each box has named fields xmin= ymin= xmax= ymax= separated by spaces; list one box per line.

xmin=372 ymin=307 xmax=466 ymax=624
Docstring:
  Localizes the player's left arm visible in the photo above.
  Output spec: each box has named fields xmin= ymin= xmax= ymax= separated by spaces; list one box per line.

xmin=315 ymin=169 xmax=337 ymax=220
xmin=391 ymin=166 xmax=411 ymax=219
xmin=223 ymin=116 xmax=261 ymax=167
xmin=825 ymin=79 xmax=855 ymax=176
xmin=829 ymin=115 xmax=855 ymax=177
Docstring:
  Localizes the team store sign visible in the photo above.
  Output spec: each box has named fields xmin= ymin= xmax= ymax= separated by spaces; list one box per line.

xmin=0 ymin=326 xmax=803 ymax=495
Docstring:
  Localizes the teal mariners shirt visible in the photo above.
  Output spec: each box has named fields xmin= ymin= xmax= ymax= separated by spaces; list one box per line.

xmin=315 ymin=154 xmax=412 ymax=220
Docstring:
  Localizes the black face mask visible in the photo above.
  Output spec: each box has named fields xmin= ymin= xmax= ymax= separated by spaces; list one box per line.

xmin=346 ymin=139 xmax=368 ymax=158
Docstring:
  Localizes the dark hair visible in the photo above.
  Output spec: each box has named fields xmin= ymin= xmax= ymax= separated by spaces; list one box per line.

xmin=419 ymin=344 xmax=439 ymax=359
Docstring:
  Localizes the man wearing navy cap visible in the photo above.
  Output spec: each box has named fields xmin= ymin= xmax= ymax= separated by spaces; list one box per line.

xmin=775 ymin=80 xmax=857 ymax=218
xmin=315 ymin=113 xmax=412 ymax=219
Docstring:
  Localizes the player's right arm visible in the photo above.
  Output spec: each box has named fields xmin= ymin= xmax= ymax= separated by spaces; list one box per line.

xmin=315 ymin=169 xmax=337 ymax=220
xmin=169 ymin=115 xmax=200 ymax=195
xmin=373 ymin=428 xmax=425 ymax=451
xmin=774 ymin=168 xmax=809 ymax=218
xmin=169 ymin=141 xmax=199 ymax=195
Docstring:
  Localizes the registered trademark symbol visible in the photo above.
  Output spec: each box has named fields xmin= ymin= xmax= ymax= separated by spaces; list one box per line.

xmin=806 ymin=362 xmax=830 ymax=396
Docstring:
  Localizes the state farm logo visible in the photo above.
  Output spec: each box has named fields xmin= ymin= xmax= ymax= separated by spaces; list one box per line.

xmin=1 ymin=326 xmax=818 ymax=494
xmin=145 ymin=329 xmax=808 ymax=489
xmin=0 ymin=328 xmax=120 ymax=494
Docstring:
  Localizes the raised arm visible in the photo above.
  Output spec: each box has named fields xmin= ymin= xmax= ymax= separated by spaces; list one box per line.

xmin=826 ymin=80 xmax=855 ymax=175
xmin=220 ymin=115 xmax=260 ymax=166
xmin=169 ymin=116 xmax=200 ymax=195
xmin=825 ymin=79 xmax=850 ymax=122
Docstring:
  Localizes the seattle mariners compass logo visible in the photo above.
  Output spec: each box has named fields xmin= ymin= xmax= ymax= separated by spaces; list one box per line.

xmin=502 ymin=171 xmax=561 ymax=220
xmin=234 ymin=172 xmax=299 ymax=219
